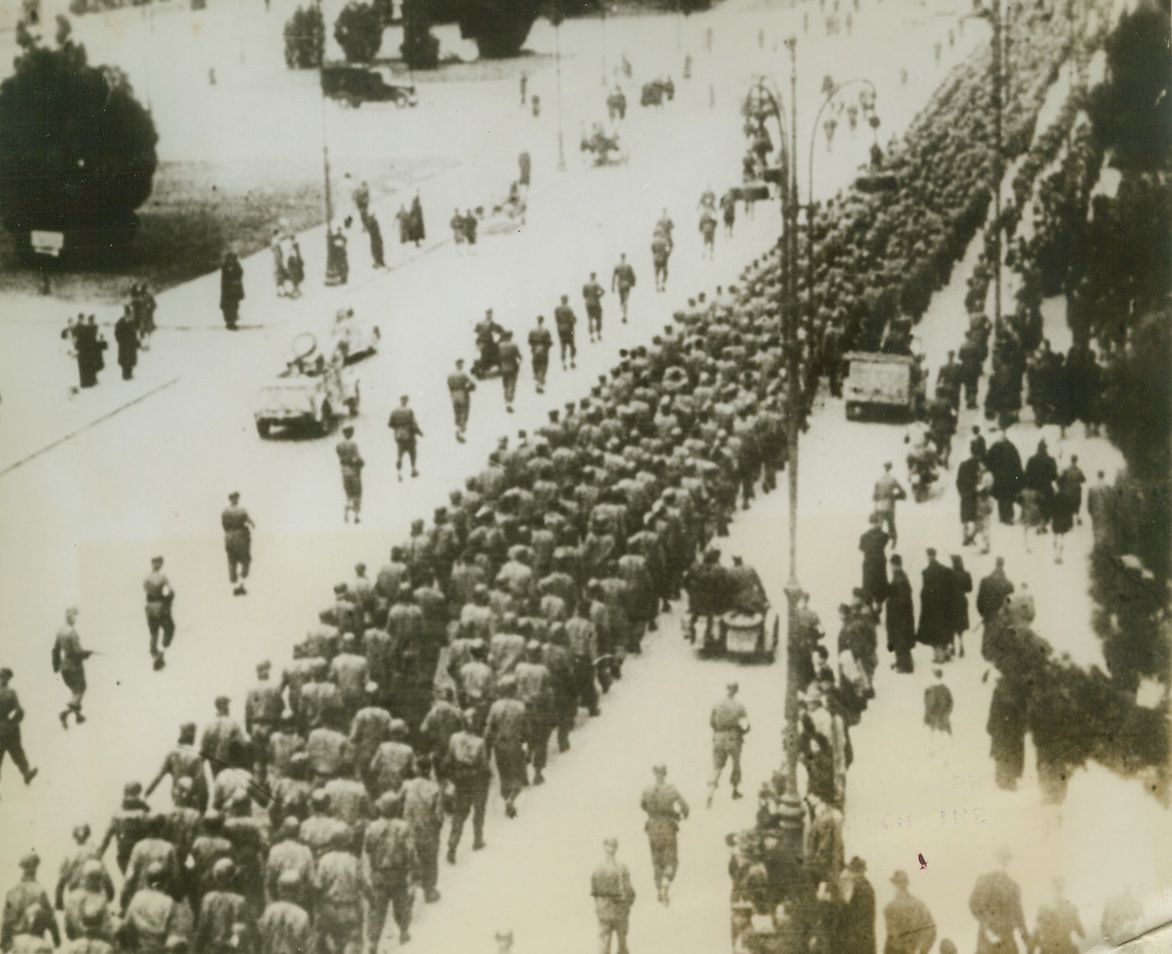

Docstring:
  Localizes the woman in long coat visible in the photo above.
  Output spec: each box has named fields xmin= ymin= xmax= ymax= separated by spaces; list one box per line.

xmin=884 ymin=554 xmax=915 ymax=673
xmin=916 ymin=549 xmax=955 ymax=664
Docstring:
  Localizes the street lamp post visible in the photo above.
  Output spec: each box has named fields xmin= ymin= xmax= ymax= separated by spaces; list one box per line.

xmin=317 ymin=1 xmax=335 ymax=284
xmin=554 ymin=11 xmax=567 ymax=171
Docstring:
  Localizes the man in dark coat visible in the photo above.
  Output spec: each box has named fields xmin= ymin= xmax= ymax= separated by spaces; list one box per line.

xmin=1023 ymin=439 xmax=1058 ymax=527
xmin=956 ymin=452 xmax=981 ymax=545
xmin=916 ymin=548 xmax=954 ymax=664
xmin=885 ymin=555 xmax=915 ymax=673
xmin=984 ymin=431 xmax=1023 ymax=525
xmin=858 ymin=515 xmax=889 ymax=609
xmin=219 ymin=252 xmax=244 ymax=330
xmin=114 ymin=307 xmax=139 ymax=381
xmin=839 ymin=856 xmax=876 ymax=954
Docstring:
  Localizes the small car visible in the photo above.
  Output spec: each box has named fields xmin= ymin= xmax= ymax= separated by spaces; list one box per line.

xmin=254 ymin=337 xmax=360 ymax=438
xmin=322 ymin=64 xmax=418 ymax=109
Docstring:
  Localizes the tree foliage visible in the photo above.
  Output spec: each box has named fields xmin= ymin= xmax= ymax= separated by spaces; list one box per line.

xmin=400 ymin=0 xmax=439 ymax=68
xmin=456 ymin=0 xmax=540 ymax=58
xmin=334 ymin=1 xmax=384 ymax=63
xmin=285 ymin=4 xmax=326 ymax=69
xmin=1087 ymin=1 xmax=1172 ymax=170
xmin=0 ymin=22 xmax=158 ymax=252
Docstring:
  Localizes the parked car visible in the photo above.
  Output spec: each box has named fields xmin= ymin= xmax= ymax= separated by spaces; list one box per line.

xmin=322 ymin=64 xmax=418 ymax=108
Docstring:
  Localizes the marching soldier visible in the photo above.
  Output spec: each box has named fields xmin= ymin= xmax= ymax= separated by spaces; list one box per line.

xmin=401 ymin=755 xmax=443 ymax=904
xmin=499 ymin=330 xmax=523 ymax=414
xmin=528 ymin=316 xmax=553 ymax=395
xmin=145 ymin=723 xmax=209 ymax=813
xmin=591 ymin=838 xmax=636 ymax=954
xmin=707 ymin=682 xmax=749 ymax=806
xmin=485 ymin=676 xmax=528 ymax=819
xmin=583 ymin=273 xmax=606 ymax=342
xmin=443 ymin=710 xmax=490 ymax=863
xmin=53 ymin=608 xmax=94 ymax=727
xmin=611 ymin=254 xmax=636 ymax=323
xmin=640 ymin=765 xmax=689 ymax=905
xmin=447 ymin=358 xmax=476 ymax=443
xmin=554 ymin=295 xmax=578 ymax=370
xmin=0 ymin=668 xmax=37 ymax=797
xmin=335 ymin=425 xmax=365 ymax=524
xmin=221 ymin=492 xmax=255 ymax=596
xmin=259 ymin=871 xmax=312 ymax=954
xmin=142 ymin=558 xmax=175 ymax=671
xmin=245 ymin=662 xmax=285 ymax=781
xmin=361 ymin=792 xmax=418 ymax=950
xmin=387 ymin=395 xmax=423 ymax=480
xmin=515 ymin=641 xmax=554 ymax=785
xmin=97 ymin=782 xmax=151 ymax=876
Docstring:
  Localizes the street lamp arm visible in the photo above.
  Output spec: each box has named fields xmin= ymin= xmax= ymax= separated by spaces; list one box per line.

xmin=807 ymin=77 xmax=878 ymax=203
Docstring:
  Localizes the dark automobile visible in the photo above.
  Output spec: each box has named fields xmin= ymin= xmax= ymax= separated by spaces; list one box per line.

xmin=322 ymin=64 xmax=418 ymax=108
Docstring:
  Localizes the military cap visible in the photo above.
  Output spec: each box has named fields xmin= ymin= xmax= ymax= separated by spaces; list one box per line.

xmin=18 ymin=851 xmax=40 ymax=871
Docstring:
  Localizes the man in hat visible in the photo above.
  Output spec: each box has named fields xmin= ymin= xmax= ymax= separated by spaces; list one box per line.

xmin=335 ymin=425 xmax=365 ymax=524
xmin=485 ymin=676 xmax=528 ymax=819
xmin=591 ymin=838 xmax=635 ymax=954
xmin=447 ymin=358 xmax=476 ymax=443
xmin=387 ymin=395 xmax=423 ymax=480
xmin=143 ymin=558 xmax=176 ymax=671
xmin=883 ymin=870 xmax=936 ymax=954
xmin=969 ymin=848 xmax=1029 ymax=954
xmin=916 ymin=549 xmax=955 ymax=665
xmin=840 ymin=856 xmax=876 ymax=954
xmin=707 ymin=682 xmax=749 ymax=807
xmin=53 ymin=608 xmax=94 ymax=726
xmin=1 ymin=853 xmax=58 ymax=952
xmin=221 ymin=492 xmax=255 ymax=596
xmin=640 ymin=765 xmax=689 ymax=905
xmin=0 ymin=667 xmax=37 ymax=796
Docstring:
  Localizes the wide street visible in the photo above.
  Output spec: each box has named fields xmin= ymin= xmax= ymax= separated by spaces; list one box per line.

xmin=0 ymin=0 xmax=1167 ymax=950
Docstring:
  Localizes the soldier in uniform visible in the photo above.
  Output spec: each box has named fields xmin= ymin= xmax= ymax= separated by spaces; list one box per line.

xmin=264 ymin=819 xmax=314 ymax=912
xmin=0 ymin=668 xmax=37 ymax=796
xmin=447 ymin=358 xmax=476 ymax=443
xmin=386 ymin=395 xmax=423 ymax=480
xmin=258 ymin=871 xmax=312 ymax=954
xmin=361 ymin=792 xmax=418 ymax=950
xmin=707 ymin=682 xmax=749 ymax=806
xmin=142 ymin=559 xmax=176 ymax=671
xmin=221 ymin=492 xmax=255 ymax=596
xmin=498 ymin=330 xmax=523 ymax=413
xmin=528 ymin=316 xmax=553 ymax=395
xmin=640 ymin=765 xmax=689 ymax=905
xmin=515 ymin=641 xmax=554 ymax=785
xmin=1 ymin=854 xmax=59 ymax=953
xmin=98 ymin=781 xmax=152 ymax=876
xmin=443 ymin=710 xmax=490 ymax=863
xmin=485 ymin=676 xmax=528 ymax=818
xmin=118 ymin=861 xmax=178 ymax=953
xmin=145 ymin=723 xmax=208 ymax=813
xmin=583 ymin=273 xmax=606 ymax=342
xmin=611 ymin=254 xmax=636 ymax=323
xmin=53 ymin=608 xmax=94 ymax=727
xmin=312 ymin=831 xmax=363 ymax=954
xmin=246 ymin=663 xmax=285 ymax=783
xmin=554 ymin=295 xmax=578 ymax=370
xmin=193 ymin=859 xmax=249 ymax=954
xmin=590 ymin=838 xmax=636 ymax=954
xmin=401 ymin=755 xmax=443 ymax=904
xmin=335 ymin=425 xmax=365 ymax=524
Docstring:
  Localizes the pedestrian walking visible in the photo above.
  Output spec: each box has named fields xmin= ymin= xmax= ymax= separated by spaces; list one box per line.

xmin=858 ymin=514 xmax=889 ymax=610
xmin=219 ymin=252 xmax=244 ymax=330
xmin=131 ymin=282 xmax=158 ymax=350
xmin=335 ymin=425 xmax=365 ymax=524
xmin=948 ymin=555 xmax=971 ymax=658
xmin=554 ymin=295 xmax=578 ymax=369
xmin=1 ymin=853 xmax=59 ymax=953
xmin=484 ymin=675 xmax=527 ymax=819
xmin=923 ymin=668 xmax=953 ymax=753
xmin=74 ymin=315 xmax=106 ymax=389
xmin=285 ymin=239 xmax=305 ymax=297
xmin=0 ymin=668 xmax=38 ymax=796
xmin=699 ymin=210 xmax=717 ymax=259
xmin=885 ymin=555 xmax=915 ymax=674
xmin=368 ymin=212 xmax=385 ymax=269
xmin=528 ymin=316 xmax=553 ymax=394
xmin=611 ymin=254 xmax=636 ymax=323
xmin=409 ymin=192 xmax=425 ymax=247
xmin=447 ymin=358 xmax=476 ymax=442
xmin=707 ymin=681 xmax=749 ymax=806
xmin=883 ymin=870 xmax=936 ymax=954
xmin=872 ymin=462 xmax=907 ymax=545
xmin=640 ymin=764 xmax=689 ymax=905
xmin=270 ymin=228 xmax=288 ymax=296
xmin=518 ymin=150 xmax=531 ymax=188
xmin=143 ymin=557 xmax=176 ymax=670
xmin=221 ymin=491 xmax=255 ymax=596
xmin=519 ymin=71 xmax=528 ymax=106
xmin=985 ymin=430 xmax=1023 ymax=525
xmin=401 ymin=755 xmax=443 ymax=904
xmin=591 ymin=838 xmax=636 ymax=954
xmin=720 ymin=189 xmax=737 ymax=237
xmin=114 ymin=306 xmax=139 ymax=381
xmin=498 ymin=330 xmax=522 ymax=413
xmin=387 ymin=395 xmax=423 ymax=480
xmin=916 ymin=549 xmax=955 ymax=665
xmin=326 ymin=225 xmax=349 ymax=285
xmin=956 ymin=450 xmax=981 ymax=545
xmin=583 ymin=273 xmax=606 ymax=341
xmin=53 ymin=608 xmax=93 ymax=726
xmin=362 ymin=792 xmax=418 ymax=950
xmin=443 ymin=711 xmax=490 ymax=863
xmin=969 ymin=848 xmax=1030 ymax=954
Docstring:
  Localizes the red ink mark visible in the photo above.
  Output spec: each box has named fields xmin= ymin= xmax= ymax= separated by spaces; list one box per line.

xmin=917 ymin=853 xmax=927 ymax=870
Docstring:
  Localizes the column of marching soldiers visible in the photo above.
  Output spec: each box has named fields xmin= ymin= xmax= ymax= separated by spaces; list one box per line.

xmin=0 ymin=265 xmax=813 ymax=954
